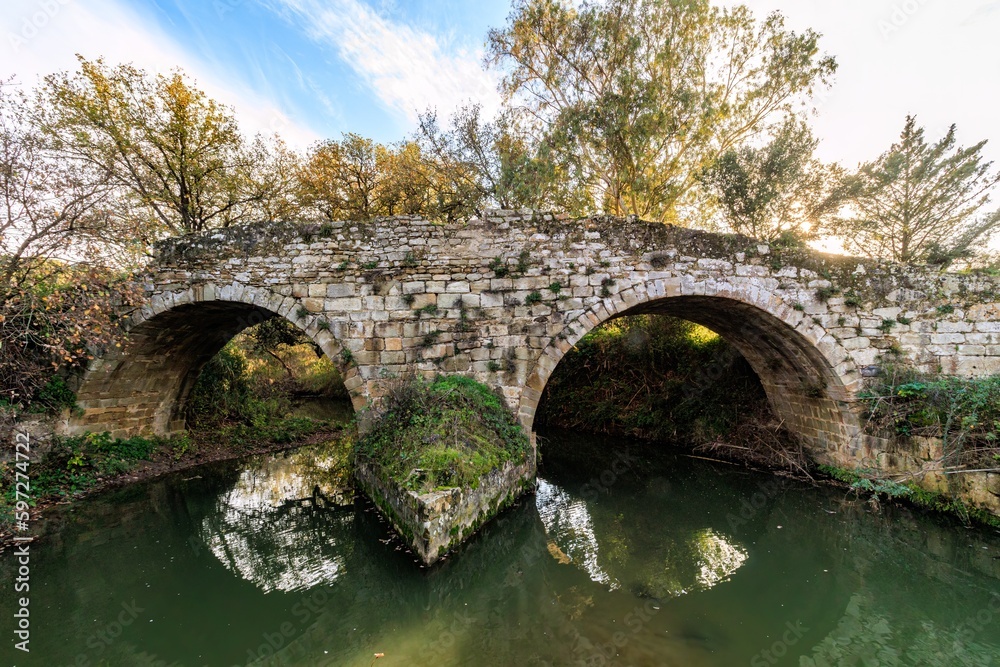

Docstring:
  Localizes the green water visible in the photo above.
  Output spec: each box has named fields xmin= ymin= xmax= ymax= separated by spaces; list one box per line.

xmin=3 ymin=431 xmax=1000 ymax=666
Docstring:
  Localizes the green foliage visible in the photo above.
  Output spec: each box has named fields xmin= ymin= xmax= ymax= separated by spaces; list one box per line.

xmin=792 ymin=302 xmax=805 ymax=311
xmin=515 ymin=250 xmax=531 ymax=274
xmin=355 ymin=375 xmax=530 ymax=493
xmin=403 ymin=293 xmax=416 ymax=306
xmin=32 ymin=376 xmax=77 ymax=412
xmin=487 ymin=0 xmax=836 ymax=222
xmin=524 ymin=291 xmax=542 ymax=305
xmin=936 ymin=304 xmax=955 ymax=314
xmin=829 ymin=116 xmax=1000 ymax=263
xmin=817 ymin=465 xmax=1000 ymax=528
xmin=186 ymin=344 xmax=254 ymax=422
xmin=1 ymin=431 xmax=183 ymax=513
xmin=36 ymin=56 xmax=293 ymax=235
xmin=878 ymin=319 xmax=896 ymax=333
xmin=488 ymin=256 xmax=509 ymax=277
xmin=844 ymin=291 xmax=862 ymax=307
xmin=420 ymin=330 xmax=442 ymax=348
xmin=548 ymin=281 xmax=562 ymax=294
xmin=600 ymin=278 xmax=615 ymax=298
xmin=860 ymin=364 xmax=1000 ymax=460
xmin=815 ymin=286 xmax=839 ymax=302
xmin=537 ymin=315 xmax=772 ymax=444
xmin=703 ymin=118 xmax=843 ymax=241
xmin=416 ymin=303 xmax=438 ymax=316
xmin=487 ymin=360 xmax=502 ymax=372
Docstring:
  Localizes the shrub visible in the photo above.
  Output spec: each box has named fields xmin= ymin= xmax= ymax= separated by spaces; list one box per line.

xmin=355 ymin=376 xmax=530 ymax=493
xmin=859 ymin=363 xmax=1000 ymax=464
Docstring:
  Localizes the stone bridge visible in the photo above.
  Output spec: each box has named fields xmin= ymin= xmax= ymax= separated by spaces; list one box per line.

xmin=66 ymin=212 xmax=1000 ymax=471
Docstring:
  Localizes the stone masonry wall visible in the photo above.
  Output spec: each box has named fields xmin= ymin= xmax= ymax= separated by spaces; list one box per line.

xmin=68 ymin=212 xmax=1000 ymax=483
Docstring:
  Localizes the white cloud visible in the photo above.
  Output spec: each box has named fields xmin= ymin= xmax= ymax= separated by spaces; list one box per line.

xmin=263 ymin=0 xmax=501 ymax=125
xmin=1 ymin=0 xmax=322 ymax=148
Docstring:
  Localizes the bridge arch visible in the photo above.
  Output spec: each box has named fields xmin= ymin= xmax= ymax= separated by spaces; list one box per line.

xmin=65 ymin=282 xmax=361 ymax=437
xmin=520 ymin=279 xmax=864 ymax=461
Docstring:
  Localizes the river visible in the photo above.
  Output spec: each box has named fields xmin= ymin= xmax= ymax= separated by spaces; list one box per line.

xmin=2 ymin=428 xmax=999 ymax=666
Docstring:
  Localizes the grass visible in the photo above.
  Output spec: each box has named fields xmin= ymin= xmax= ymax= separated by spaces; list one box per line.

xmin=355 ymin=375 xmax=530 ymax=494
xmin=0 ymin=431 xmax=188 ymax=525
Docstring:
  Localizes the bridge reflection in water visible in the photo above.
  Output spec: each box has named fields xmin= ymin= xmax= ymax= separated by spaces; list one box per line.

xmin=3 ymin=430 xmax=1000 ymax=666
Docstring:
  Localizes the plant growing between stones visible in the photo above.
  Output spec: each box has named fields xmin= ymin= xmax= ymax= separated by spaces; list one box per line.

xmin=403 ymin=293 xmax=416 ymax=306
xmin=488 ymin=257 xmax=509 ymax=277
xmin=420 ymin=330 xmax=442 ymax=348
xmin=515 ymin=250 xmax=531 ymax=274
xmin=524 ymin=291 xmax=543 ymax=305
xmin=600 ymin=278 xmax=615 ymax=298
xmin=815 ymin=286 xmax=839 ymax=302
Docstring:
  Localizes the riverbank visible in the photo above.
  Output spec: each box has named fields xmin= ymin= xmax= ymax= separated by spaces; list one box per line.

xmin=0 ymin=419 xmax=347 ymax=553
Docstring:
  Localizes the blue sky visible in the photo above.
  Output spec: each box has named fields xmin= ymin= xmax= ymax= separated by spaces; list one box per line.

xmin=4 ymin=0 xmax=1000 ymax=166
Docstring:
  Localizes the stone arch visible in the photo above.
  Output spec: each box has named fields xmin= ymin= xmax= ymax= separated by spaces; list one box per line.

xmin=520 ymin=279 xmax=863 ymax=462
xmin=65 ymin=282 xmax=361 ymax=438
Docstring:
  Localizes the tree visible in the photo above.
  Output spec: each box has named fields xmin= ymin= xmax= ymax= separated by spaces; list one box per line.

xmin=377 ymin=140 xmax=437 ymax=216
xmin=35 ymin=57 xmax=275 ymax=235
xmin=830 ymin=116 xmax=1000 ymax=263
xmin=298 ymin=133 xmax=380 ymax=221
xmin=1 ymin=79 xmax=150 ymax=284
xmin=702 ymin=118 xmax=843 ymax=242
xmin=417 ymin=104 xmax=569 ymax=216
xmin=486 ymin=0 xmax=837 ymax=223
xmin=298 ymin=134 xmax=446 ymax=221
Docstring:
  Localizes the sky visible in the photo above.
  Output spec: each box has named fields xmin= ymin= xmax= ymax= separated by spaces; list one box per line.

xmin=3 ymin=0 xmax=1000 ymax=167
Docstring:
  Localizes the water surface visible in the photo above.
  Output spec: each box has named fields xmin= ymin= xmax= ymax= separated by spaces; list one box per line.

xmin=3 ymin=430 xmax=1000 ymax=666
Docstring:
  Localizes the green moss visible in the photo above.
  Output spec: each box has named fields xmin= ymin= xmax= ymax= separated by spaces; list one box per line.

xmin=355 ymin=375 xmax=530 ymax=494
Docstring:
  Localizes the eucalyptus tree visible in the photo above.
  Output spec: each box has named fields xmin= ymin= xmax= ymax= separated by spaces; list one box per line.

xmin=486 ymin=0 xmax=837 ymax=223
